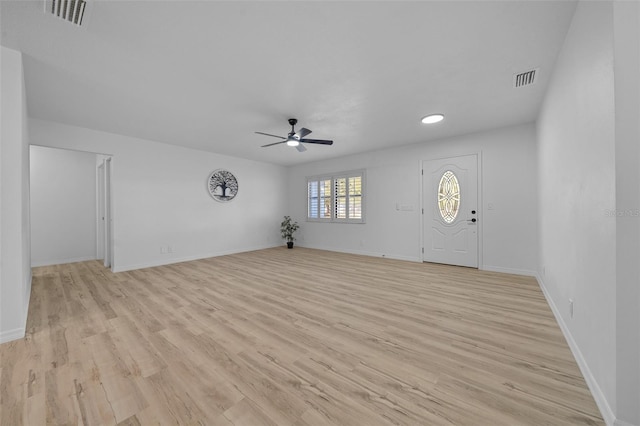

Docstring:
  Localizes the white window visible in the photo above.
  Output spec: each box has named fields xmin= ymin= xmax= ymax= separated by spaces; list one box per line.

xmin=307 ymin=170 xmax=365 ymax=223
xmin=307 ymin=178 xmax=332 ymax=220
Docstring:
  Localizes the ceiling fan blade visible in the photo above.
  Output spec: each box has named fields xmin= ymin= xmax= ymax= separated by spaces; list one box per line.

xmin=255 ymin=131 xmax=286 ymax=139
xmin=295 ymin=144 xmax=307 ymax=152
xmin=261 ymin=141 xmax=287 ymax=147
xmin=296 ymin=127 xmax=312 ymax=138
xmin=299 ymin=138 xmax=333 ymax=145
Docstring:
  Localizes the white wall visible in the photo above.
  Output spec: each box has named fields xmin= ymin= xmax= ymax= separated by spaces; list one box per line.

xmin=30 ymin=146 xmax=98 ymax=266
xmin=29 ymin=118 xmax=288 ymax=272
xmin=287 ymin=123 xmax=538 ymax=275
xmin=537 ymin=2 xmax=618 ymax=424
xmin=0 ymin=46 xmax=31 ymax=344
xmin=613 ymin=2 xmax=640 ymax=424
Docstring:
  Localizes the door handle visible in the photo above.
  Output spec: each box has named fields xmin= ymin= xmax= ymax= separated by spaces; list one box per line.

xmin=467 ymin=218 xmax=477 ymax=223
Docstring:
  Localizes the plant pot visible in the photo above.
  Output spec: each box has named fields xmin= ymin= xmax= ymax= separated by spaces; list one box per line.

xmin=287 ymin=242 xmax=294 ymax=249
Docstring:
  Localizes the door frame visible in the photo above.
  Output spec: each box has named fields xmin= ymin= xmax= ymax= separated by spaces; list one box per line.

xmin=95 ymin=156 xmax=114 ymax=270
xmin=96 ymin=162 xmax=105 ymax=260
xmin=103 ymin=157 xmax=113 ymax=269
xmin=419 ymin=151 xmax=483 ymax=268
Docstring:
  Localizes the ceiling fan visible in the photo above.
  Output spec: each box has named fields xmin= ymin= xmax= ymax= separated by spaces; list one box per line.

xmin=255 ymin=118 xmax=334 ymax=152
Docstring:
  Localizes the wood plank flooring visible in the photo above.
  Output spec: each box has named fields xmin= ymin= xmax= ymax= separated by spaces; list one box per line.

xmin=0 ymin=247 xmax=603 ymax=425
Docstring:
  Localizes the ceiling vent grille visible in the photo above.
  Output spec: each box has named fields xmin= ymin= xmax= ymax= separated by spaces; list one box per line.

xmin=513 ymin=68 xmax=539 ymax=88
xmin=45 ymin=0 xmax=86 ymax=26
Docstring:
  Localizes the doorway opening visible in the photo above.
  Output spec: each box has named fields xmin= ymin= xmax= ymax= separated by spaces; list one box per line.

xmin=96 ymin=157 xmax=113 ymax=269
xmin=29 ymin=146 xmax=113 ymax=270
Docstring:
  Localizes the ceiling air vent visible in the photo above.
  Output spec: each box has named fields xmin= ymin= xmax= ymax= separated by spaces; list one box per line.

xmin=513 ymin=68 xmax=539 ymax=88
xmin=44 ymin=0 xmax=86 ymax=26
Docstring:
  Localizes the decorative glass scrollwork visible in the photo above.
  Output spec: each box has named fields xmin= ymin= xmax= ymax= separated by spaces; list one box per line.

xmin=438 ymin=170 xmax=460 ymax=224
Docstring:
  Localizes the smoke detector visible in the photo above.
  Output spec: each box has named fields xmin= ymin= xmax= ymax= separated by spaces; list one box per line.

xmin=513 ymin=68 xmax=539 ymax=88
xmin=44 ymin=0 xmax=87 ymax=26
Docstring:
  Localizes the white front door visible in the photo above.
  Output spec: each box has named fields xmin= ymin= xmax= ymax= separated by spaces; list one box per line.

xmin=422 ymin=154 xmax=478 ymax=267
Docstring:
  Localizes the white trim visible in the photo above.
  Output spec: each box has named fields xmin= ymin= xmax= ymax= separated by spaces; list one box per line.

xmin=105 ymin=157 xmax=113 ymax=270
xmin=96 ymin=162 xmax=104 ymax=260
xmin=31 ymin=256 xmax=96 ymax=267
xmin=481 ymin=265 xmax=537 ymax=277
xmin=2 ymin=275 xmax=33 ymax=344
xmin=536 ymin=273 xmax=616 ymax=426
xmin=0 ymin=327 xmax=25 ymax=344
xmin=614 ymin=420 xmax=637 ymax=426
xmin=418 ymin=160 xmax=425 ymax=261
xmin=296 ymin=243 xmax=421 ymax=263
xmin=112 ymin=244 xmax=282 ymax=273
xmin=24 ymin=271 xmax=32 ymax=321
xmin=477 ymin=151 xmax=484 ymax=269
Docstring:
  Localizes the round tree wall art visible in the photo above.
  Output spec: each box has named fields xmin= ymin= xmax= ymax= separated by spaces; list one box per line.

xmin=207 ymin=169 xmax=238 ymax=202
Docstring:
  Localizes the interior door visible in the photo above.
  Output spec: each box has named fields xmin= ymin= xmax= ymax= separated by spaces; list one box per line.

xmin=97 ymin=163 xmax=105 ymax=260
xmin=423 ymin=154 xmax=478 ymax=267
xmin=103 ymin=158 xmax=112 ymax=269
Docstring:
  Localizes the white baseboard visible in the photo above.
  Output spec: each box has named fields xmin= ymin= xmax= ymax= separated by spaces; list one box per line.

xmin=24 ymin=271 xmax=32 ymax=322
xmin=31 ymin=255 xmax=96 ymax=267
xmin=615 ymin=419 xmax=638 ymax=426
xmin=1 ymin=273 xmax=32 ymax=345
xmin=536 ymin=273 xmax=617 ymax=426
xmin=112 ymin=244 xmax=282 ymax=272
xmin=0 ymin=327 xmax=25 ymax=344
xmin=296 ymin=244 xmax=421 ymax=263
xmin=482 ymin=265 xmax=537 ymax=277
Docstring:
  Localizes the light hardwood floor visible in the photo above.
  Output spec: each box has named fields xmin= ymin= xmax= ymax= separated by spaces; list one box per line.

xmin=0 ymin=247 xmax=603 ymax=425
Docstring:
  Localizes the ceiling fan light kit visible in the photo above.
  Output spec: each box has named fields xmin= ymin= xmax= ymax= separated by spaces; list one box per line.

xmin=256 ymin=118 xmax=333 ymax=152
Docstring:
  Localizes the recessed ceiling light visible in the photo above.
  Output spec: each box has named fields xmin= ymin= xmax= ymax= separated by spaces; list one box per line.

xmin=421 ymin=114 xmax=444 ymax=124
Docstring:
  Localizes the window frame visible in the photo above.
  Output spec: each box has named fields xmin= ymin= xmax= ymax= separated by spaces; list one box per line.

xmin=307 ymin=169 xmax=366 ymax=223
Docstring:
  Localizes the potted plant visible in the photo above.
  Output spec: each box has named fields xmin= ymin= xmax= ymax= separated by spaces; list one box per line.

xmin=280 ymin=215 xmax=299 ymax=249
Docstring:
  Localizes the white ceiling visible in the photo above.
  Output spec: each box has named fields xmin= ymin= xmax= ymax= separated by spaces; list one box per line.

xmin=1 ymin=1 xmax=577 ymax=166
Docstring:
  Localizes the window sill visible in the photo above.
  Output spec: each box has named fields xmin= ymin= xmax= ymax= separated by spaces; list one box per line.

xmin=306 ymin=218 xmax=366 ymax=224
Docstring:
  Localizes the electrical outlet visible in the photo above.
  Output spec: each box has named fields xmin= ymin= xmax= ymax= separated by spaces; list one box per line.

xmin=167 ymin=246 xmax=173 ymax=253
xmin=569 ymin=299 xmax=574 ymax=319
xmin=160 ymin=246 xmax=167 ymax=254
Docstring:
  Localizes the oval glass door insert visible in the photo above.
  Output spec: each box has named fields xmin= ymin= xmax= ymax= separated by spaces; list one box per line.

xmin=438 ymin=170 xmax=460 ymax=223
